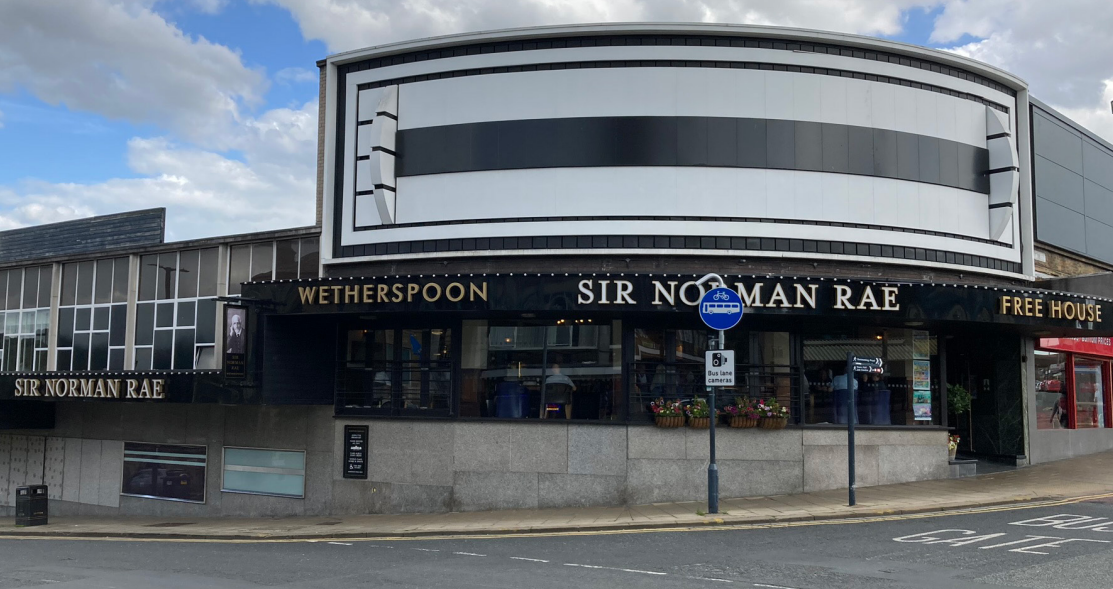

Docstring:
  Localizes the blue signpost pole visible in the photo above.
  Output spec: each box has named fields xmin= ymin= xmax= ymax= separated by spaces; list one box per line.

xmin=695 ymin=274 xmax=741 ymax=516
xmin=846 ymin=351 xmax=856 ymax=507
xmin=707 ymin=328 xmax=722 ymax=514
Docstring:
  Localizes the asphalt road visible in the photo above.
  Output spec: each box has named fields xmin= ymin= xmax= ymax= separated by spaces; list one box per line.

xmin=3 ymin=499 xmax=1113 ymax=589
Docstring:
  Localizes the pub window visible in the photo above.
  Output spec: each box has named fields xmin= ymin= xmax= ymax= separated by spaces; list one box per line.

xmin=0 ymin=266 xmax=52 ymax=373
xmin=337 ymin=326 xmax=454 ymax=417
xmin=1074 ymin=357 xmax=1107 ymax=429
xmin=459 ymin=319 xmax=622 ymax=420
xmin=1035 ymin=350 xmax=1068 ymax=429
xmin=121 ymin=442 xmax=207 ymax=503
xmin=135 ymin=248 xmax=218 ymax=370
xmin=221 ymin=447 xmax=305 ymax=498
xmin=57 ymin=258 xmax=128 ymax=371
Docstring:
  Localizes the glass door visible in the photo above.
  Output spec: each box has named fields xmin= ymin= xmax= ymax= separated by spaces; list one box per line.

xmin=336 ymin=325 xmax=453 ymax=417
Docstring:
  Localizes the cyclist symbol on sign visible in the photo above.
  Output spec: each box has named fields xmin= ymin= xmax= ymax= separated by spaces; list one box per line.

xmin=712 ymin=291 xmax=729 ymax=301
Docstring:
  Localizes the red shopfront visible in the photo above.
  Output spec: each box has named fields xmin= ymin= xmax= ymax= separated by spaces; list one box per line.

xmin=1036 ymin=338 xmax=1113 ymax=430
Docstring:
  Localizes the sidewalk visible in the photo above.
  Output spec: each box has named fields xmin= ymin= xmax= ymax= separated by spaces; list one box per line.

xmin=4 ymin=451 xmax=1112 ymax=541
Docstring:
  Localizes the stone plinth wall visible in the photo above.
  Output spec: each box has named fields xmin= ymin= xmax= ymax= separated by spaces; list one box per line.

xmin=0 ymin=404 xmax=948 ymax=517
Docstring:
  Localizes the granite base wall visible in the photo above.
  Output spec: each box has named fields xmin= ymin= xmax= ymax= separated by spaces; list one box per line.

xmin=0 ymin=404 xmax=948 ymax=516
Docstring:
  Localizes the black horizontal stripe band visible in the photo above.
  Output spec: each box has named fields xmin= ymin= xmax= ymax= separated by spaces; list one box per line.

xmin=988 ymin=202 xmax=1014 ymax=209
xmin=985 ymin=166 xmax=1020 ymax=175
xmin=337 ymin=234 xmax=1020 ymax=274
xmin=986 ymin=132 xmax=1011 ymax=140
xmin=396 ymin=116 xmax=991 ymax=194
xmin=371 ymin=146 xmax=396 ymax=156
xmin=352 ymin=214 xmax=1011 ymax=247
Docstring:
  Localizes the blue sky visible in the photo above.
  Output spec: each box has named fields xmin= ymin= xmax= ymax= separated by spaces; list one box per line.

xmin=1 ymin=0 xmax=1111 ymax=239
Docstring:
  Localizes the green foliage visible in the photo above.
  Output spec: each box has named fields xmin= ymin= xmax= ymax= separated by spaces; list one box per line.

xmin=948 ymin=384 xmax=972 ymax=415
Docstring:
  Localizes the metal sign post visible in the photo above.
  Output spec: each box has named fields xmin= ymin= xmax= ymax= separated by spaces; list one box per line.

xmin=695 ymin=274 xmax=744 ymax=515
xmin=846 ymin=354 xmax=884 ymax=507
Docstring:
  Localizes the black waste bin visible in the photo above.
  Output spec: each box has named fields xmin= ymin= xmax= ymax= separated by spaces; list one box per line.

xmin=15 ymin=485 xmax=48 ymax=527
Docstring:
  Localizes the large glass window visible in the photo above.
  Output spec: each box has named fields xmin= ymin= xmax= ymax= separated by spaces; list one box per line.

xmin=1074 ymin=357 xmax=1106 ymax=429
xmin=121 ymin=442 xmax=206 ymax=503
xmin=227 ymin=237 xmax=319 ymax=295
xmin=0 ymin=266 xmax=52 ymax=372
xmin=135 ymin=249 xmax=218 ymax=370
xmin=802 ymin=328 xmax=939 ymax=426
xmin=57 ymin=258 xmax=128 ymax=371
xmin=222 ymin=447 xmax=305 ymax=498
xmin=1035 ymin=350 xmax=1069 ymax=429
xmin=337 ymin=326 xmax=454 ymax=416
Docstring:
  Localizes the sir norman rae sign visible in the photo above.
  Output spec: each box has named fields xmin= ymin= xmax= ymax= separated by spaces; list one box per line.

xmin=242 ymin=275 xmax=1112 ymax=335
xmin=14 ymin=377 xmax=166 ymax=400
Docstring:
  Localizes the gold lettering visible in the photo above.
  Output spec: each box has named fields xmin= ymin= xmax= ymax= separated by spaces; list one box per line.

xmin=391 ymin=283 xmax=404 ymax=303
xmin=94 ymin=379 xmax=106 ymax=398
xmin=378 ymin=284 xmax=389 ymax=302
xmin=767 ymin=283 xmax=791 ymax=308
xmin=679 ymin=281 xmax=704 ymax=306
xmin=446 ymin=283 xmax=465 ymax=302
xmin=1050 ymin=299 xmax=1062 ymax=319
xmin=319 ymin=286 xmax=330 ymax=304
xmin=577 ymin=280 xmax=594 ymax=304
xmin=1034 ymin=299 xmax=1045 ymax=317
xmin=14 ymin=380 xmax=25 ymax=397
xmin=1097 ymin=306 xmax=1103 ymax=323
xmin=298 ymin=286 xmax=317 ymax=305
xmin=653 ymin=281 xmax=677 ymax=306
xmin=597 ymin=280 xmax=611 ymax=304
xmin=139 ymin=379 xmax=153 ymax=398
xmin=363 ymin=284 xmax=375 ymax=303
xmin=1000 ymin=296 xmax=1010 ymax=315
xmin=793 ymin=284 xmax=818 ymax=309
xmin=30 ymin=380 xmax=40 ymax=396
xmin=331 ymin=285 xmax=342 ymax=303
xmin=44 ymin=379 xmax=58 ymax=397
xmin=1064 ymin=302 xmax=1076 ymax=320
xmin=614 ymin=280 xmax=636 ymax=305
xmin=153 ymin=379 xmax=165 ymax=400
xmin=858 ymin=286 xmax=880 ymax=310
xmin=834 ymin=285 xmax=854 ymax=309
xmin=127 ymin=380 xmax=139 ymax=399
xmin=882 ymin=286 xmax=900 ymax=311
xmin=345 ymin=285 xmax=359 ymax=304
xmin=737 ymin=283 xmax=764 ymax=307
xmin=1024 ymin=297 xmax=1035 ymax=317
xmin=470 ymin=282 xmax=488 ymax=302
xmin=423 ymin=283 xmax=442 ymax=302
xmin=107 ymin=379 xmax=121 ymax=399
xmin=406 ymin=283 xmax=419 ymax=302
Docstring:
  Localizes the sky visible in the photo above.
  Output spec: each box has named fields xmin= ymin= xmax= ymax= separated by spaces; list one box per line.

xmin=1 ymin=0 xmax=1112 ymax=241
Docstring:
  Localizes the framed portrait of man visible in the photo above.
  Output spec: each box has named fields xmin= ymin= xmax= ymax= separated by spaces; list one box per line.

xmin=223 ymin=305 xmax=248 ymax=379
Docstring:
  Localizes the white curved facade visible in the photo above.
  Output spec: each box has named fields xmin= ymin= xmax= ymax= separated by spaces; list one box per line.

xmin=321 ymin=24 xmax=1032 ymax=278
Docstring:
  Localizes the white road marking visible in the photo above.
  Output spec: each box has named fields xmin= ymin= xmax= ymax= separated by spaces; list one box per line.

xmin=453 ymin=551 xmax=486 ymax=557
xmin=510 ymin=557 xmax=549 ymax=562
xmin=689 ymin=577 xmax=733 ymax=583
xmin=327 ymin=542 xmax=353 ymax=546
xmin=754 ymin=584 xmax=798 ymax=589
xmin=563 ymin=563 xmax=666 ymax=575
xmin=413 ymin=548 xmax=440 ymax=552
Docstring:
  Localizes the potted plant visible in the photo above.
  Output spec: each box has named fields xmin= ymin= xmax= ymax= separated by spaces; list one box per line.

xmin=684 ymin=398 xmax=716 ymax=429
xmin=947 ymin=384 xmax=972 ymax=454
xmin=948 ymin=434 xmax=961 ymax=461
xmin=757 ymin=398 xmax=790 ymax=429
xmin=725 ymin=398 xmax=760 ymax=428
xmin=650 ymin=398 xmax=684 ymax=428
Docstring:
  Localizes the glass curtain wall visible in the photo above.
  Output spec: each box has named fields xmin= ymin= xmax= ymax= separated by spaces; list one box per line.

xmin=57 ymin=258 xmax=129 ymax=371
xmin=227 ymin=237 xmax=319 ymax=295
xmin=459 ymin=319 xmax=622 ymax=420
xmin=135 ymin=249 xmax=219 ymax=370
xmin=0 ymin=266 xmax=52 ymax=372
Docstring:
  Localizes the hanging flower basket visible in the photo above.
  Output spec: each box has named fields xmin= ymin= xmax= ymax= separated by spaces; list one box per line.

xmin=655 ymin=415 xmax=685 ymax=428
xmin=760 ymin=417 xmax=788 ymax=430
xmin=729 ymin=416 xmax=759 ymax=428
xmin=688 ymin=417 xmax=710 ymax=429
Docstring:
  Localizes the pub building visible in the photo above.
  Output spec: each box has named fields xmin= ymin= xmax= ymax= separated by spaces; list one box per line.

xmin=2 ymin=23 xmax=1113 ymax=518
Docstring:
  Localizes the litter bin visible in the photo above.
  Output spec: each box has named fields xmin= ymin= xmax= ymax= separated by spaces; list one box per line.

xmin=15 ymin=485 xmax=48 ymax=527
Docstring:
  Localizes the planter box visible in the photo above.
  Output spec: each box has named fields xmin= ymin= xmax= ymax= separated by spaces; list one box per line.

xmin=688 ymin=417 xmax=710 ymax=429
xmin=760 ymin=417 xmax=788 ymax=430
xmin=654 ymin=415 xmax=685 ymax=428
xmin=729 ymin=416 xmax=758 ymax=428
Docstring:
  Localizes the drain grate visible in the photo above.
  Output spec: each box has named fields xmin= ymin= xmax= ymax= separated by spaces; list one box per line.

xmin=145 ymin=522 xmax=196 ymax=528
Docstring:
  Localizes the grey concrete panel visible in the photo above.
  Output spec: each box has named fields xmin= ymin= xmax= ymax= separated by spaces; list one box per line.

xmin=568 ymin=425 xmax=626 ymax=476
xmin=821 ymin=123 xmax=849 ymax=174
xmin=854 ymin=430 xmax=947 ymax=447
xmin=25 ymin=436 xmax=45 ymax=485
xmin=538 ymin=473 xmax=625 ymax=508
xmin=453 ymin=422 xmax=512 ymax=472
xmin=98 ymin=440 xmax=124 ymax=508
xmin=220 ymin=491 xmax=306 ymax=517
xmin=1035 ymin=155 xmax=1085 ymax=213
xmin=1083 ymin=140 xmax=1113 ymax=192
xmin=766 ymin=119 xmax=795 ymax=170
xmin=626 ymin=459 xmax=706 ymax=504
xmin=917 ymin=136 xmax=941 ymax=185
xmin=510 ymin=423 xmax=568 ymax=473
xmin=303 ymin=450 xmax=334 ymax=516
xmin=686 ymin=428 xmax=803 ymax=461
xmin=878 ymin=444 xmax=949 ymax=485
xmin=329 ymin=479 xmax=389 ymax=515
xmin=116 ymin=494 xmax=215 ymax=518
xmin=0 ymin=436 xmax=10 ymax=507
xmin=794 ymin=121 xmax=822 ymax=172
xmin=80 ymin=404 xmax=124 ymax=441
xmin=386 ymin=483 xmax=452 ymax=513
xmin=717 ymin=460 xmax=803 ymax=498
xmin=453 ymin=471 xmax=538 ymax=511
xmin=305 ymin=407 xmax=335 ymax=453
xmin=847 ymin=125 xmax=874 ymax=176
xmin=1085 ymin=218 xmax=1113 ymax=264
xmin=367 ymin=421 xmax=414 ymax=455
xmin=78 ymin=439 xmax=103 ymax=506
xmin=405 ymin=450 xmax=455 ymax=487
xmin=1036 ymin=196 xmax=1088 ymax=254
xmin=6 ymin=436 xmax=28 ymax=506
xmin=627 ymin=426 xmax=686 ymax=460
xmin=61 ymin=438 xmax=83 ymax=502
xmin=803 ymin=444 xmax=879 ymax=493
xmin=224 ymin=406 xmax=309 ymax=449
xmin=51 ymin=404 xmax=84 ymax=439
xmin=1085 ymin=179 xmax=1113 ymax=228
xmin=43 ymin=438 xmax=66 ymax=500
xmin=1034 ymin=112 xmax=1084 ymax=174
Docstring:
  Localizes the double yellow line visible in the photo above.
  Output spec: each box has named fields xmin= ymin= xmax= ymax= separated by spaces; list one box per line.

xmin=3 ymin=492 xmax=1112 ymax=544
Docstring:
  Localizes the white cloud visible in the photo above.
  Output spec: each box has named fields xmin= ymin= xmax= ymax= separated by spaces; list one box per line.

xmin=0 ymin=0 xmax=267 ymax=148
xmin=0 ymin=101 xmax=319 ymax=240
xmin=275 ymin=67 xmax=319 ymax=85
xmin=258 ymin=0 xmax=932 ymax=54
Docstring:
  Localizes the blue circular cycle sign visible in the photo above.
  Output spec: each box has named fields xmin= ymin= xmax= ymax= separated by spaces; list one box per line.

xmin=698 ymin=287 xmax=745 ymax=331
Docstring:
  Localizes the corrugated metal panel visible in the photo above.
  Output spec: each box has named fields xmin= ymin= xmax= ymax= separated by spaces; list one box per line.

xmin=0 ymin=209 xmax=164 ymax=265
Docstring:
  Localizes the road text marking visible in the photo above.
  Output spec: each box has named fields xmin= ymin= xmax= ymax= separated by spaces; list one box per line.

xmin=510 ymin=557 xmax=549 ymax=562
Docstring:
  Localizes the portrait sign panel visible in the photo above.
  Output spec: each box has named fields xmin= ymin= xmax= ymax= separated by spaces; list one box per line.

xmin=223 ymin=305 xmax=247 ymax=379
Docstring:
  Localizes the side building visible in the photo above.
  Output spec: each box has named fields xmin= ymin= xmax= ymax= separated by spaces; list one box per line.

xmin=1 ymin=23 xmax=1111 ymax=518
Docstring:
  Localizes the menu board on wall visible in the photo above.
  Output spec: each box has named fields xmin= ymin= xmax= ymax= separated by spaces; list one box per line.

xmin=913 ymin=359 xmax=932 ymax=421
xmin=913 ymin=330 xmax=931 ymax=360
xmin=343 ymin=425 xmax=369 ymax=479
